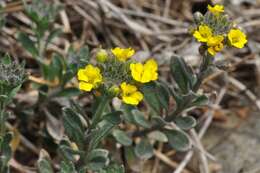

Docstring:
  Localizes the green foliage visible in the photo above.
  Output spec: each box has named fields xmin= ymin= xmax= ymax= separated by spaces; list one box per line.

xmin=58 ymin=99 xmax=122 ymax=172
xmin=99 ymin=164 xmax=125 ymax=173
xmin=59 ymin=161 xmax=77 ymax=173
xmin=62 ymin=107 xmax=86 ymax=149
xmin=37 ymin=150 xmax=54 ymax=173
xmin=18 ymin=33 xmax=38 ymax=57
xmin=0 ymin=0 xmax=228 ymax=172
xmin=131 ymin=110 xmax=151 ymax=128
xmin=174 ymin=116 xmax=197 ymax=130
xmin=87 ymin=149 xmax=109 ymax=171
xmin=112 ymin=129 xmax=132 ymax=146
xmin=170 ymin=55 xmax=196 ymax=94
xmin=0 ymin=56 xmax=26 ymax=172
xmin=134 ymin=139 xmax=154 ymax=160
xmin=0 ymin=133 xmax=12 ymax=173
xmin=88 ymin=111 xmax=121 ymax=151
xmin=140 ymin=81 xmax=171 ymax=114
xmin=147 ymin=131 xmax=168 ymax=142
xmin=164 ymin=129 xmax=191 ymax=151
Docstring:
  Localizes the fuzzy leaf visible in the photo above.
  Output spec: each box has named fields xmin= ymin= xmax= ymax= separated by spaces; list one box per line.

xmin=141 ymin=83 xmax=161 ymax=113
xmin=88 ymin=112 xmax=121 ymax=150
xmin=57 ymin=88 xmax=80 ymax=97
xmin=87 ymin=149 xmax=109 ymax=171
xmin=18 ymin=33 xmax=38 ymax=57
xmin=165 ymin=129 xmax=191 ymax=151
xmin=59 ymin=161 xmax=77 ymax=173
xmin=132 ymin=110 xmax=151 ymax=128
xmin=170 ymin=56 xmax=194 ymax=94
xmin=112 ymin=129 xmax=132 ymax=146
xmin=62 ymin=107 xmax=85 ymax=148
xmin=148 ymin=131 xmax=168 ymax=142
xmin=134 ymin=139 xmax=153 ymax=160
xmin=174 ymin=116 xmax=197 ymax=130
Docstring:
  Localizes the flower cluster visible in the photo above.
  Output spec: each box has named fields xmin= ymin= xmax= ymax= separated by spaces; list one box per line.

xmin=0 ymin=57 xmax=26 ymax=103
xmin=192 ymin=4 xmax=247 ymax=56
xmin=77 ymin=47 xmax=158 ymax=105
xmin=0 ymin=59 xmax=26 ymax=90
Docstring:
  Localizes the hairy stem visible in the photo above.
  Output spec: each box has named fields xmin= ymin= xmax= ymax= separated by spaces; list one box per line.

xmin=91 ymin=95 xmax=110 ymax=128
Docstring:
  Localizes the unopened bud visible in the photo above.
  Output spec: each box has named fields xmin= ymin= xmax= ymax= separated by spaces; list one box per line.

xmin=108 ymin=85 xmax=120 ymax=96
xmin=193 ymin=12 xmax=204 ymax=24
xmin=96 ymin=49 xmax=108 ymax=62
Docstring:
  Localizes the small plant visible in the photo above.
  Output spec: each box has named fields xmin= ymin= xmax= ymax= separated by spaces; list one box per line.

xmin=50 ymin=4 xmax=248 ymax=172
xmin=0 ymin=56 xmax=26 ymax=172
xmin=19 ymin=0 xmax=61 ymax=59
xmin=18 ymin=0 xmax=86 ymax=114
xmin=4 ymin=2 xmax=247 ymax=172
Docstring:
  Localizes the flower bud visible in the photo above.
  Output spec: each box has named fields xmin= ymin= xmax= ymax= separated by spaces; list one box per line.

xmin=96 ymin=49 xmax=108 ymax=62
xmin=108 ymin=85 xmax=120 ymax=96
xmin=193 ymin=12 xmax=204 ymax=24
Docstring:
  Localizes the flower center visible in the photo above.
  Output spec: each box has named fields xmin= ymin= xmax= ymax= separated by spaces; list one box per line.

xmin=232 ymin=37 xmax=239 ymax=43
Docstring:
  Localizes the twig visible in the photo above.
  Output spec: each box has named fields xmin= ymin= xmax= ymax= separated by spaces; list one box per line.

xmin=28 ymin=75 xmax=59 ymax=87
xmin=228 ymin=76 xmax=260 ymax=111
xmin=154 ymin=150 xmax=192 ymax=173
xmin=152 ymin=143 xmax=163 ymax=173
xmin=173 ymin=88 xmax=227 ymax=173
xmin=120 ymin=7 xmax=188 ymax=27
xmin=9 ymin=158 xmax=36 ymax=173
xmin=99 ymin=0 xmax=153 ymax=35
xmin=6 ymin=122 xmax=39 ymax=155
xmin=190 ymin=129 xmax=209 ymax=173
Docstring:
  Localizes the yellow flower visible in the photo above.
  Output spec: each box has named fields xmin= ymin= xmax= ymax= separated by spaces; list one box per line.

xmin=77 ymin=64 xmax=102 ymax=91
xmin=207 ymin=35 xmax=224 ymax=56
xmin=120 ymin=82 xmax=143 ymax=105
xmin=193 ymin=25 xmax=212 ymax=43
xmin=130 ymin=59 xmax=158 ymax=83
xmin=208 ymin=4 xmax=224 ymax=14
xmin=228 ymin=29 xmax=247 ymax=49
xmin=111 ymin=47 xmax=135 ymax=62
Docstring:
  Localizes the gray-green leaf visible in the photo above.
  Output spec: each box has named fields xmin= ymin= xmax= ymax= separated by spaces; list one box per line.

xmin=165 ymin=129 xmax=191 ymax=151
xmin=134 ymin=139 xmax=154 ymax=160
xmin=112 ymin=129 xmax=132 ymax=146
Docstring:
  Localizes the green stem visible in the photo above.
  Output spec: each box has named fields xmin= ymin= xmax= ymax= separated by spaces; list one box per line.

xmin=91 ymin=95 xmax=110 ymax=128
xmin=0 ymin=109 xmax=5 ymax=136
xmin=193 ymin=52 xmax=213 ymax=91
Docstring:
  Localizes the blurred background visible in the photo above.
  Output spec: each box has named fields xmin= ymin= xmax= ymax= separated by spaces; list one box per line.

xmin=0 ymin=0 xmax=260 ymax=172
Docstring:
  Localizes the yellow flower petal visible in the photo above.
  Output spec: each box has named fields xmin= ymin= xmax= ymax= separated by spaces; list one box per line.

xmin=77 ymin=64 xmax=102 ymax=92
xmin=77 ymin=69 xmax=88 ymax=81
xmin=120 ymin=82 xmax=143 ymax=105
xmin=131 ymin=91 xmax=143 ymax=101
xmin=228 ymin=29 xmax=247 ymax=49
xmin=208 ymin=47 xmax=216 ymax=56
xmin=207 ymin=35 xmax=224 ymax=46
xmin=111 ymin=47 xmax=135 ymax=62
xmin=122 ymin=96 xmax=139 ymax=105
xmin=130 ymin=59 xmax=158 ymax=83
xmin=130 ymin=63 xmax=143 ymax=82
xmin=144 ymin=59 xmax=158 ymax=71
xmin=207 ymin=35 xmax=224 ymax=56
xmin=193 ymin=25 xmax=212 ymax=43
xmin=79 ymin=82 xmax=93 ymax=91
xmin=208 ymin=4 xmax=224 ymax=14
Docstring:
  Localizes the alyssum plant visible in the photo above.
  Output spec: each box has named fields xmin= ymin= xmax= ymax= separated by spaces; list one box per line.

xmin=0 ymin=56 xmax=26 ymax=173
xmin=37 ymin=4 xmax=247 ymax=173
